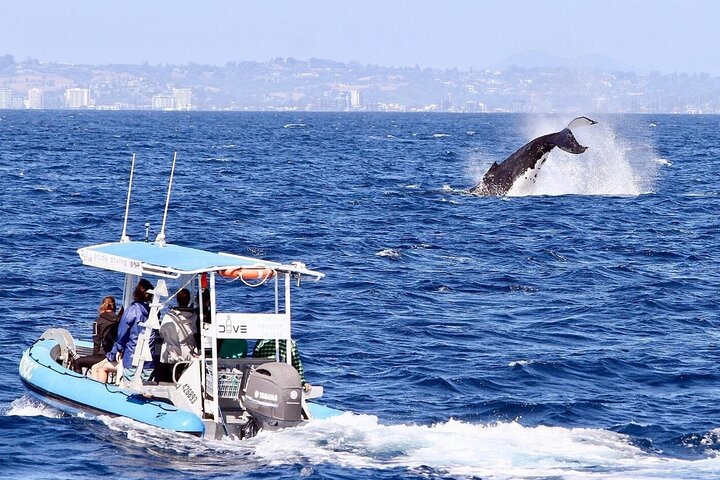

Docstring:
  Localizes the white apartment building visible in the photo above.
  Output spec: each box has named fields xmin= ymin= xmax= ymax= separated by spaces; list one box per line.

xmin=0 ymin=88 xmax=13 ymax=109
xmin=152 ymin=94 xmax=174 ymax=110
xmin=64 ymin=88 xmax=91 ymax=109
xmin=172 ymin=88 xmax=192 ymax=110
xmin=27 ymin=88 xmax=43 ymax=109
xmin=350 ymin=89 xmax=362 ymax=109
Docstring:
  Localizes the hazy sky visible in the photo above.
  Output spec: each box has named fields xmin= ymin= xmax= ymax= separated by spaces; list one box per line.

xmin=4 ymin=0 xmax=719 ymax=74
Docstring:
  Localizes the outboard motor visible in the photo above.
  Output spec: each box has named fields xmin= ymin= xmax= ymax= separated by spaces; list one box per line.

xmin=242 ymin=362 xmax=303 ymax=431
xmin=40 ymin=328 xmax=77 ymax=369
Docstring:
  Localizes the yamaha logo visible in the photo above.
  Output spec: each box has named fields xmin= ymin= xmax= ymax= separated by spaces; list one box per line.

xmin=253 ymin=390 xmax=278 ymax=402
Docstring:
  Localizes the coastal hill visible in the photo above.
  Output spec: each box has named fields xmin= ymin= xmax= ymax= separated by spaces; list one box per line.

xmin=0 ymin=54 xmax=718 ymax=113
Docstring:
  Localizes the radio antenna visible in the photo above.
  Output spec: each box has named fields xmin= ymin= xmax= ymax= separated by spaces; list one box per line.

xmin=120 ymin=153 xmax=136 ymax=243
xmin=155 ymin=151 xmax=177 ymax=247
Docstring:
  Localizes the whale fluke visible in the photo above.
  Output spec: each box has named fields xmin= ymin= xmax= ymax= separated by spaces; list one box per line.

xmin=470 ymin=117 xmax=597 ymax=196
xmin=567 ymin=116 xmax=598 ymax=130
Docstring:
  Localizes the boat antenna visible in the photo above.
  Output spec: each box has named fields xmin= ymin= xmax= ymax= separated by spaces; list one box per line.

xmin=120 ymin=153 xmax=136 ymax=243
xmin=155 ymin=151 xmax=177 ymax=247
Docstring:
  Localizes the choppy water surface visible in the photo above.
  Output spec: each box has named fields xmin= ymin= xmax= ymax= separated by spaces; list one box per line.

xmin=0 ymin=111 xmax=719 ymax=479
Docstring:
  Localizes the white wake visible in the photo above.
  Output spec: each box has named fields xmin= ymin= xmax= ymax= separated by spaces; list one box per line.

xmin=8 ymin=399 xmax=720 ymax=478
xmin=5 ymin=396 xmax=65 ymax=418
xmin=95 ymin=412 xmax=720 ymax=479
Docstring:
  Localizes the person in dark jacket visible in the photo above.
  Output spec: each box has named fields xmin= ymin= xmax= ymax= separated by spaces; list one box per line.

xmin=73 ymin=296 xmax=119 ymax=374
xmin=98 ymin=279 xmax=156 ymax=382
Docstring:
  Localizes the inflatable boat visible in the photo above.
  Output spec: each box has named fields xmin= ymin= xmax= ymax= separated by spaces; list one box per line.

xmin=19 ymin=153 xmax=342 ymax=439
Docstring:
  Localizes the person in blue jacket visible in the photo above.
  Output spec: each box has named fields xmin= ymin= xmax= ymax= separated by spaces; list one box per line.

xmin=105 ymin=278 xmax=157 ymax=381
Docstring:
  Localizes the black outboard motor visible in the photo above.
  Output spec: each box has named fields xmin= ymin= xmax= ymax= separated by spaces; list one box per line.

xmin=242 ymin=362 xmax=303 ymax=431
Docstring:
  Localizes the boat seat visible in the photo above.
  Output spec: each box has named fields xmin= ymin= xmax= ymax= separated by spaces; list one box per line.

xmin=75 ymin=345 xmax=93 ymax=357
xmin=72 ymin=345 xmax=97 ymax=377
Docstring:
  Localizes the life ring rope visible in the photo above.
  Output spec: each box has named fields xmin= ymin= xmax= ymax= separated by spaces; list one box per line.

xmin=218 ymin=266 xmax=275 ymax=287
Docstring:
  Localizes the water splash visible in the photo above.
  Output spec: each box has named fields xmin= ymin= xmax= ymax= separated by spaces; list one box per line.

xmin=5 ymin=396 xmax=65 ymax=418
xmin=8 ymin=392 xmax=720 ymax=478
xmin=94 ymin=413 xmax=720 ymax=478
xmin=470 ymin=117 xmax=662 ymax=197
xmin=376 ymin=248 xmax=402 ymax=259
xmin=509 ymin=359 xmax=536 ymax=367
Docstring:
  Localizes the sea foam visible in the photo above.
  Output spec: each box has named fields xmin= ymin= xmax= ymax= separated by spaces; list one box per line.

xmin=469 ymin=117 xmax=662 ymax=197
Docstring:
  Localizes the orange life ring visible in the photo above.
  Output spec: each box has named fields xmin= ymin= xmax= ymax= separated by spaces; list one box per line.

xmin=219 ymin=266 xmax=275 ymax=281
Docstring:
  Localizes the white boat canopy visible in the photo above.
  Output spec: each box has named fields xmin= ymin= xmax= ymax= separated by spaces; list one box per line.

xmin=77 ymin=241 xmax=324 ymax=280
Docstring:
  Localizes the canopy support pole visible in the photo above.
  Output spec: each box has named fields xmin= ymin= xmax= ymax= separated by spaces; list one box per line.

xmin=120 ymin=153 xmax=136 ymax=243
xmin=155 ymin=152 xmax=177 ymax=247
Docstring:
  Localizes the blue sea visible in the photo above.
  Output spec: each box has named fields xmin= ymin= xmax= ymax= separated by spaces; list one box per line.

xmin=0 ymin=111 xmax=719 ymax=479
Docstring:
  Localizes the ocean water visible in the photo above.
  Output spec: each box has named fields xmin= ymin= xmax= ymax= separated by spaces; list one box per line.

xmin=0 ymin=111 xmax=719 ymax=479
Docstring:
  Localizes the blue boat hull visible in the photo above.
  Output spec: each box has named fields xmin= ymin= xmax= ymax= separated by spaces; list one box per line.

xmin=19 ymin=339 xmax=205 ymax=435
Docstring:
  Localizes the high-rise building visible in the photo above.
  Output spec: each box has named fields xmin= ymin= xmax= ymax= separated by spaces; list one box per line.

xmin=64 ymin=88 xmax=91 ymax=109
xmin=0 ymin=88 xmax=13 ymax=109
xmin=350 ymin=89 xmax=361 ymax=109
xmin=27 ymin=88 xmax=44 ymax=109
xmin=172 ymin=88 xmax=192 ymax=110
xmin=152 ymin=94 xmax=174 ymax=110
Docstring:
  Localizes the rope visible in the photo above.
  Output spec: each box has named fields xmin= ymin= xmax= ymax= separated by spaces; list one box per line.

xmin=238 ymin=270 xmax=274 ymax=288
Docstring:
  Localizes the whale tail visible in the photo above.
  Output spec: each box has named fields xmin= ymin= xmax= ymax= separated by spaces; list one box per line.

xmin=567 ymin=116 xmax=598 ymax=130
xmin=555 ymin=128 xmax=588 ymax=154
xmin=555 ymin=117 xmax=598 ymax=154
xmin=469 ymin=116 xmax=599 ymax=195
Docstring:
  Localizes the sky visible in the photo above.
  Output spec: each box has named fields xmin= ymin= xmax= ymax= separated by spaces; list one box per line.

xmin=4 ymin=0 xmax=720 ymax=75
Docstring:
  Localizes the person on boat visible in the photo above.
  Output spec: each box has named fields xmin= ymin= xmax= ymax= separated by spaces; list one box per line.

xmin=103 ymin=278 xmax=157 ymax=382
xmin=252 ymin=339 xmax=312 ymax=392
xmin=73 ymin=296 xmax=120 ymax=375
xmin=152 ymin=288 xmax=197 ymax=382
xmin=193 ymin=288 xmax=211 ymax=348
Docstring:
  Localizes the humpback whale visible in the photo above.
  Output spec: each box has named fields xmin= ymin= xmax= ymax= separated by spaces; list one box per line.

xmin=470 ymin=117 xmax=598 ymax=196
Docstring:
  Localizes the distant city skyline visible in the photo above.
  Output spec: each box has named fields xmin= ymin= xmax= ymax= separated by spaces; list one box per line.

xmin=4 ymin=0 xmax=720 ymax=75
xmin=2 ymin=57 xmax=719 ymax=114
